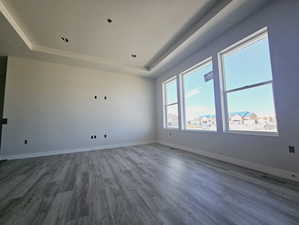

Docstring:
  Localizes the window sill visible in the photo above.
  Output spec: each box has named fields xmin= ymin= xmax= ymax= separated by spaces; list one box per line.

xmin=183 ymin=129 xmax=217 ymax=134
xmin=163 ymin=127 xmax=179 ymax=131
xmin=224 ymin=130 xmax=279 ymax=137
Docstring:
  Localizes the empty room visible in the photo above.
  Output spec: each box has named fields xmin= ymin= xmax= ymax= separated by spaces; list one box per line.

xmin=0 ymin=0 xmax=298 ymax=224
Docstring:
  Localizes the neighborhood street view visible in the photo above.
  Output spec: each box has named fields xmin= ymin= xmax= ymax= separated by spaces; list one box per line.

xmin=167 ymin=111 xmax=277 ymax=132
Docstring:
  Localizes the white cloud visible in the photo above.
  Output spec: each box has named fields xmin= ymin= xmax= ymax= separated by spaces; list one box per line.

xmin=185 ymin=88 xmax=200 ymax=98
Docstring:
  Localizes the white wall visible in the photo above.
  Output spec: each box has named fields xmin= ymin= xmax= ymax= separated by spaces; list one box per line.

xmin=1 ymin=57 xmax=156 ymax=158
xmin=156 ymin=1 xmax=299 ymax=180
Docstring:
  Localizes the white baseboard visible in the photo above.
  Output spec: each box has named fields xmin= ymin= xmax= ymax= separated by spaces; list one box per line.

xmin=1 ymin=140 xmax=156 ymax=160
xmin=158 ymin=140 xmax=299 ymax=182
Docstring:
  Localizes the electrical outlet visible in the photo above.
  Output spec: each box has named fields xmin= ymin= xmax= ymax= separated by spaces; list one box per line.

xmin=289 ymin=146 xmax=295 ymax=154
xmin=103 ymin=96 xmax=112 ymax=101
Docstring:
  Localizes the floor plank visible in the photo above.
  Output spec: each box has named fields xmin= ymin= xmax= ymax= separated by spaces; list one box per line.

xmin=0 ymin=144 xmax=298 ymax=225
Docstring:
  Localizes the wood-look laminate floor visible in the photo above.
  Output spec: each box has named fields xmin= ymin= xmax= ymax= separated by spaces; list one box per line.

xmin=0 ymin=144 xmax=299 ymax=225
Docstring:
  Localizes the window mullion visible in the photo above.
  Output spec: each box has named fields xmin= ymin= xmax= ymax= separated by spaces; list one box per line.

xmin=177 ymin=74 xmax=184 ymax=130
xmin=167 ymin=102 xmax=178 ymax=107
xmin=226 ymin=80 xmax=273 ymax=94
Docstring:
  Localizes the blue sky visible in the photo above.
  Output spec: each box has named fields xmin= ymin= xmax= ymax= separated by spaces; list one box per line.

xmin=222 ymin=37 xmax=276 ymax=116
xmin=166 ymin=79 xmax=178 ymax=104
xmin=166 ymin=36 xmax=277 ymax=119
xmin=184 ymin=62 xmax=216 ymax=120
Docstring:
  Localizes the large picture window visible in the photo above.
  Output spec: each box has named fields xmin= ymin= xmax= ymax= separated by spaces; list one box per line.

xmin=219 ymin=28 xmax=278 ymax=134
xmin=182 ymin=59 xmax=217 ymax=131
xmin=163 ymin=77 xmax=179 ymax=129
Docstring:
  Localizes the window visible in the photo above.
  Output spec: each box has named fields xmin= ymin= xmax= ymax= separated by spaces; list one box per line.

xmin=163 ymin=77 xmax=179 ymax=129
xmin=219 ymin=28 xmax=278 ymax=134
xmin=182 ymin=59 xmax=217 ymax=131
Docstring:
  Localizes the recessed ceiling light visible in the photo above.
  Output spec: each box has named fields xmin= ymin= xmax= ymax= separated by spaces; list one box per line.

xmin=59 ymin=34 xmax=70 ymax=43
xmin=107 ymin=18 xmax=112 ymax=23
xmin=131 ymin=54 xmax=137 ymax=58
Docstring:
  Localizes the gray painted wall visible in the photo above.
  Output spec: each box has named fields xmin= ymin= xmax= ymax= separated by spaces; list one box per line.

xmin=156 ymin=1 xmax=299 ymax=178
xmin=1 ymin=57 xmax=156 ymax=157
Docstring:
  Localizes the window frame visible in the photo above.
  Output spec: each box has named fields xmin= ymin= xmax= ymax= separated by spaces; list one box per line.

xmin=180 ymin=57 xmax=217 ymax=132
xmin=218 ymin=27 xmax=279 ymax=136
xmin=162 ymin=76 xmax=179 ymax=130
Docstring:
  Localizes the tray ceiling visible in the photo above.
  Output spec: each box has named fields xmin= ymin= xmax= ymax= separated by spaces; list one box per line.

xmin=0 ymin=0 xmax=270 ymax=76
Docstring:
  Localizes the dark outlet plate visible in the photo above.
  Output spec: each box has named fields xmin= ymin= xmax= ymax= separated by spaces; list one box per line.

xmin=289 ymin=146 xmax=295 ymax=154
xmin=1 ymin=118 xmax=7 ymax=125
